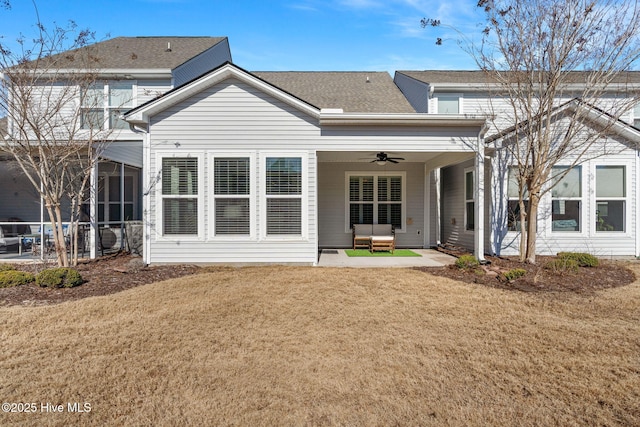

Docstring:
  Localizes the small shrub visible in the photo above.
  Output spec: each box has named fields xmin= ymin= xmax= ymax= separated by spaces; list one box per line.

xmin=503 ymin=268 xmax=526 ymax=281
xmin=557 ymin=252 xmax=599 ymax=267
xmin=455 ymin=254 xmax=480 ymax=270
xmin=0 ymin=264 xmax=16 ymax=272
xmin=36 ymin=268 xmax=83 ymax=289
xmin=0 ymin=270 xmax=35 ymax=288
xmin=545 ymin=258 xmax=579 ymax=273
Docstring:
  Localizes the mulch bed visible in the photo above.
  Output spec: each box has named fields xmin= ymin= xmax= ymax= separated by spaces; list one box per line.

xmin=0 ymin=252 xmax=201 ymax=307
xmin=416 ymin=254 xmax=636 ymax=294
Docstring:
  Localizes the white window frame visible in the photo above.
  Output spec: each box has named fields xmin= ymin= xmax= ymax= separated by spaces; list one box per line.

xmin=260 ymin=152 xmax=308 ymax=240
xmin=209 ymin=153 xmax=256 ymax=240
xmin=81 ymin=80 xmax=137 ymax=130
xmin=344 ymin=171 xmax=407 ymax=233
xmin=464 ymin=167 xmax=475 ymax=232
xmin=549 ymin=165 xmax=584 ymax=234
xmin=156 ymin=152 xmax=204 ymax=240
xmin=506 ymin=166 xmax=529 ymax=233
xmin=594 ymin=163 xmax=629 ymax=235
xmin=435 ymin=93 xmax=463 ymax=114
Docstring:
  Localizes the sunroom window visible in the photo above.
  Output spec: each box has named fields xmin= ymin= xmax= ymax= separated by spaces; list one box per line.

xmin=551 ymin=166 xmax=581 ymax=232
xmin=265 ymin=157 xmax=302 ymax=235
xmin=214 ymin=157 xmax=250 ymax=235
xmin=161 ymin=158 xmax=198 ymax=235
xmin=596 ymin=166 xmax=625 ymax=232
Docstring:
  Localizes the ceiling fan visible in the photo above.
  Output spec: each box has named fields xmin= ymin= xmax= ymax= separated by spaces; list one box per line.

xmin=367 ymin=152 xmax=405 ymax=165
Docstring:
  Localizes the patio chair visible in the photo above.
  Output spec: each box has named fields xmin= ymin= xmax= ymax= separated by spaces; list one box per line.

xmin=370 ymin=224 xmax=395 ymax=253
xmin=352 ymin=224 xmax=373 ymax=250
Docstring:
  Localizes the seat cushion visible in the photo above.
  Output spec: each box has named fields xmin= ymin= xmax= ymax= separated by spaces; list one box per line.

xmin=371 ymin=236 xmax=394 ymax=242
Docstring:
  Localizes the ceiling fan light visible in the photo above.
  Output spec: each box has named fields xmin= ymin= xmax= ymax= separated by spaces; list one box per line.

xmin=376 ymin=160 xmax=386 ymax=166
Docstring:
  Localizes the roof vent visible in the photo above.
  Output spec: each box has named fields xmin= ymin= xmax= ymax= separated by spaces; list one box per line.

xmin=366 ymin=76 xmax=370 ymax=83
xmin=165 ymin=42 xmax=172 ymax=52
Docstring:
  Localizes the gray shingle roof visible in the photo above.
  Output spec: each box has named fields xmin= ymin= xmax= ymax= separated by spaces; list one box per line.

xmin=398 ymin=70 xmax=640 ymax=85
xmin=255 ymin=71 xmax=416 ymax=113
xmin=48 ymin=36 xmax=227 ymax=70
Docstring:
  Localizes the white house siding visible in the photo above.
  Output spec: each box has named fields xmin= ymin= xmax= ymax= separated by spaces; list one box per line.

xmin=440 ymin=159 xmax=492 ymax=252
xmin=492 ymin=136 xmax=638 ymax=257
xmin=428 ymin=169 xmax=438 ymax=247
xmin=317 ymin=162 xmax=426 ymax=248
xmin=146 ymin=79 xmax=319 ymax=264
xmin=137 ymin=79 xmax=173 ymax=104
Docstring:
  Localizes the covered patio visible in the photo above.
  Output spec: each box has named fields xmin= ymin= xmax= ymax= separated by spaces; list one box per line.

xmin=316 ymin=248 xmax=457 ymax=267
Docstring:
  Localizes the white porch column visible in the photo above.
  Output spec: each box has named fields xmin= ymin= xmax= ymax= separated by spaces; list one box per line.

xmin=434 ymin=168 xmax=441 ymax=245
xmin=474 ymin=135 xmax=486 ymax=261
xmin=89 ymin=162 xmax=98 ymax=259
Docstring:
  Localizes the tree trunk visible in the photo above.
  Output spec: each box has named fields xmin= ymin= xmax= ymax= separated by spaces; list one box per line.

xmin=524 ymin=193 xmax=541 ymax=264
xmin=518 ymin=198 xmax=527 ymax=262
xmin=45 ymin=203 xmax=69 ymax=267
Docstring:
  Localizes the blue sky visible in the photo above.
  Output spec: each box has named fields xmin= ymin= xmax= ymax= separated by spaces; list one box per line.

xmin=0 ymin=0 xmax=484 ymax=73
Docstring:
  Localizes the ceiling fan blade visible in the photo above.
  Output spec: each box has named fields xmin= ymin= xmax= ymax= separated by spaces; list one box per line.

xmin=388 ymin=157 xmax=405 ymax=161
xmin=388 ymin=159 xmax=399 ymax=164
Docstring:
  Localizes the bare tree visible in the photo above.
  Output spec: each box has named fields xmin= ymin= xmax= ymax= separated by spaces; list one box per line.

xmin=426 ymin=0 xmax=640 ymax=263
xmin=0 ymin=15 xmax=112 ymax=266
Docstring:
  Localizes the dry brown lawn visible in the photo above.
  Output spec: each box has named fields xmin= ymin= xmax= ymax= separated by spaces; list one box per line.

xmin=1 ymin=266 xmax=639 ymax=426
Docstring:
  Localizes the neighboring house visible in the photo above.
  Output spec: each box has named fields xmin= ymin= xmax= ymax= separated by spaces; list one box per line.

xmin=0 ymin=36 xmax=231 ymax=257
xmin=395 ymin=70 xmax=640 ymax=257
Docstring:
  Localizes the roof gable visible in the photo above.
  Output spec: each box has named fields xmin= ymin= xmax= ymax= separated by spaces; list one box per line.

xmin=486 ymin=99 xmax=640 ymax=146
xmin=125 ymin=62 xmax=321 ymax=124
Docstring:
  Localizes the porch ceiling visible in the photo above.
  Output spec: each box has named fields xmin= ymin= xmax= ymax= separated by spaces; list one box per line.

xmin=317 ymin=151 xmax=474 ymax=165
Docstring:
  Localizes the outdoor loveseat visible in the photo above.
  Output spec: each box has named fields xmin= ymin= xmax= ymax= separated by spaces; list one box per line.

xmin=352 ymin=223 xmax=395 ymax=253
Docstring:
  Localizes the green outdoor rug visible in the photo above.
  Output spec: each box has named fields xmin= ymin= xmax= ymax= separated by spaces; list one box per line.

xmin=344 ymin=249 xmax=422 ymax=257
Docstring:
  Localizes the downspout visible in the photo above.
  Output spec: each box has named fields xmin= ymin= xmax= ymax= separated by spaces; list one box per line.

xmin=129 ymin=122 xmax=151 ymax=265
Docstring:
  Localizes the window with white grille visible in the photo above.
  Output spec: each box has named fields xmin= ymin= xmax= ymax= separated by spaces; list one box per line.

xmin=347 ymin=173 xmax=404 ymax=230
xmin=265 ymin=157 xmax=302 ymax=235
xmin=551 ymin=166 xmax=582 ymax=232
xmin=81 ymin=81 xmax=134 ymax=130
xmin=161 ymin=158 xmax=198 ymax=235
xmin=214 ymin=157 xmax=251 ymax=235
xmin=596 ymin=165 xmax=626 ymax=232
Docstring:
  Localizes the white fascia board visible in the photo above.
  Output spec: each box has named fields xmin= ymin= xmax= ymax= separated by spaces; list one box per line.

xmin=36 ymin=68 xmax=173 ymax=79
xmin=432 ymin=82 xmax=640 ymax=92
xmin=319 ymin=112 xmax=487 ymax=127
xmin=126 ymin=64 xmax=320 ymax=124
xmin=579 ymin=104 xmax=640 ymax=143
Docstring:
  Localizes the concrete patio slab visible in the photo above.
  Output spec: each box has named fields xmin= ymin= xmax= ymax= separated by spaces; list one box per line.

xmin=316 ymin=248 xmax=457 ymax=268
